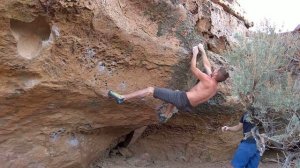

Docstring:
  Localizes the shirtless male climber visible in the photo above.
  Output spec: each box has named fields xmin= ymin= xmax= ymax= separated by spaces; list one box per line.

xmin=108 ymin=43 xmax=229 ymax=122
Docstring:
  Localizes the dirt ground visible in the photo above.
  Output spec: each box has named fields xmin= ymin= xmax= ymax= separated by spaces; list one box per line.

xmin=91 ymin=155 xmax=279 ymax=168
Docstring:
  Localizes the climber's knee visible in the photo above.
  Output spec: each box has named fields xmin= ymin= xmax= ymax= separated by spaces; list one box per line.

xmin=146 ymin=87 xmax=154 ymax=95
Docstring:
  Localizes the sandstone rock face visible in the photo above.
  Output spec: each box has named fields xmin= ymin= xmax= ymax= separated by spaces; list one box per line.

xmin=0 ymin=0 xmax=249 ymax=167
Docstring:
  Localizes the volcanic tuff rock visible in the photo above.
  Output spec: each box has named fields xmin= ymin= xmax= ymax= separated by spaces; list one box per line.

xmin=0 ymin=0 xmax=249 ymax=167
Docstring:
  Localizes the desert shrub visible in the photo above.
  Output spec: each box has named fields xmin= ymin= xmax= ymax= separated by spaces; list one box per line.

xmin=225 ymin=24 xmax=300 ymax=167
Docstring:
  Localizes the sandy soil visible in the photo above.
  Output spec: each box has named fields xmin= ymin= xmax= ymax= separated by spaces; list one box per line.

xmin=91 ymin=155 xmax=278 ymax=168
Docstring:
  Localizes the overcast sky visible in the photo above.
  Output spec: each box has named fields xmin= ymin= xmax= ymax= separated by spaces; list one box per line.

xmin=238 ymin=0 xmax=299 ymax=31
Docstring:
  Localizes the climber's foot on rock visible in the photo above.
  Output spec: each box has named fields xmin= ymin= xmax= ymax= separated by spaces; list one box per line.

xmin=108 ymin=90 xmax=124 ymax=104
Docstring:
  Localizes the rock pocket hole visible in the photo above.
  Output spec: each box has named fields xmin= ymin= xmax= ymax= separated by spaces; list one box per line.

xmin=118 ymin=126 xmax=147 ymax=148
xmin=109 ymin=131 xmax=135 ymax=157
xmin=117 ymin=131 xmax=134 ymax=148
xmin=10 ymin=16 xmax=51 ymax=59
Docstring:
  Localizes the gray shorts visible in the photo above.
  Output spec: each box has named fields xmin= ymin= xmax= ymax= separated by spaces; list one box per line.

xmin=153 ymin=87 xmax=193 ymax=112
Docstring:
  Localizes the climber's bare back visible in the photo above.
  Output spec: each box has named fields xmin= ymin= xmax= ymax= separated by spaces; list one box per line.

xmin=186 ymin=74 xmax=217 ymax=106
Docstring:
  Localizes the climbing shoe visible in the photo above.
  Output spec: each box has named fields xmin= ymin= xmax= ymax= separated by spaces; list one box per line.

xmin=108 ymin=90 xmax=124 ymax=104
xmin=157 ymin=112 xmax=171 ymax=123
